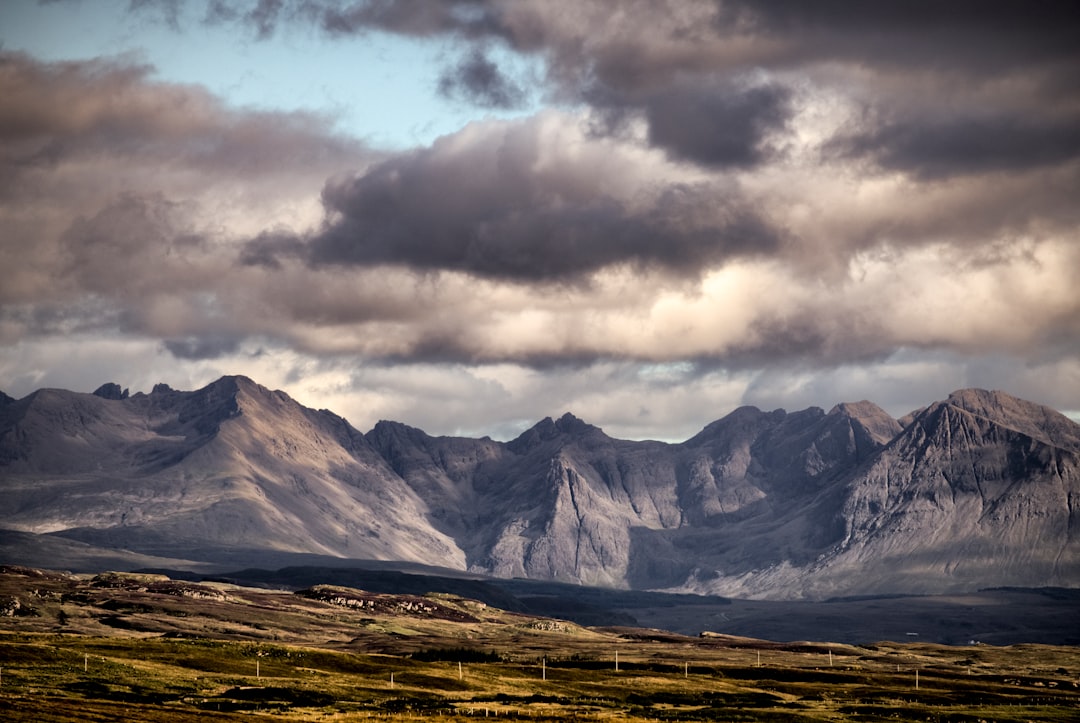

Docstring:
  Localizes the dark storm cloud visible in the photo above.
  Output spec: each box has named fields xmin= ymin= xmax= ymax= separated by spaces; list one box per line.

xmin=583 ymin=80 xmax=794 ymax=169
xmin=721 ymin=0 xmax=1080 ymax=73
xmin=163 ymin=334 xmax=243 ymax=360
xmin=828 ymin=114 xmax=1080 ymax=179
xmin=438 ymin=49 xmax=527 ymax=110
xmin=311 ymin=180 xmax=781 ymax=282
xmin=238 ymin=229 xmax=306 ymax=269
xmin=296 ymin=121 xmax=784 ymax=282
xmin=642 ymin=83 xmax=792 ymax=168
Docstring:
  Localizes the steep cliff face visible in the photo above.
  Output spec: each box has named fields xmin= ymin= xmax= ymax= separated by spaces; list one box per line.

xmin=1 ymin=378 xmax=1077 ymax=599
xmin=472 ymin=414 xmax=681 ymax=587
xmin=369 ymin=402 xmax=915 ymax=592
xmin=828 ymin=391 xmax=1080 ymax=594
xmin=678 ymin=401 xmax=902 ymax=519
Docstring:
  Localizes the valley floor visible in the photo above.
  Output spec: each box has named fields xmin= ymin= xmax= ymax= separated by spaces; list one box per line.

xmin=1 ymin=566 xmax=1079 ymax=721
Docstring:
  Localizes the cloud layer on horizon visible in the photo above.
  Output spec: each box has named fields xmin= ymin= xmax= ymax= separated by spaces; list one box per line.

xmin=2 ymin=0 xmax=1079 ymax=438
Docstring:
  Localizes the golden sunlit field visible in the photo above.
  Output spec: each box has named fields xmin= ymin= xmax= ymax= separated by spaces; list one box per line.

xmin=1 ymin=566 xmax=1078 ymax=721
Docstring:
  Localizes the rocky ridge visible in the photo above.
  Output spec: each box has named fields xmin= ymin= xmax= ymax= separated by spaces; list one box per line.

xmin=0 ymin=376 xmax=1077 ymax=600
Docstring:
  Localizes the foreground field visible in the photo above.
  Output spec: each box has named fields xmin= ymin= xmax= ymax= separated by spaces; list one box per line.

xmin=1 ymin=566 xmax=1078 ymax=721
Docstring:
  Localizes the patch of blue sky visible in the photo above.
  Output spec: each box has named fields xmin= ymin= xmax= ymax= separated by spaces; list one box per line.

xmin=638 ymin=362 xmax=698 ymax=385
xmin=0 ymin=0 xmax=543 ymax=150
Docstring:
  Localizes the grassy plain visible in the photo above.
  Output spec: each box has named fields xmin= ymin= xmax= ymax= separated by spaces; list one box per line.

xmin=1 ymin=566 xmax=1078 ymax=721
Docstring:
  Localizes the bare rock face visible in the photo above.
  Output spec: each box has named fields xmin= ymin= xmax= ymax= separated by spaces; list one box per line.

xmin=826 ymin=392 xmax=1080 ymax=596
xmin=0 ymin=376 xmax=464 ymax=570
xmin=1 ymin=378 xmax=1077 ymax=600
xmin=92 ymin=383 xmax=129 ymax=400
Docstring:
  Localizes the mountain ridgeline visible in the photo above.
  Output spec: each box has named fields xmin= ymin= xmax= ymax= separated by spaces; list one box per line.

xmin=1 ymin=376 xmax=1077 ymax=600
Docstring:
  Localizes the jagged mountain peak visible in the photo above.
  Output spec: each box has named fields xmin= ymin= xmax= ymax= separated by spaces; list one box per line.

xmin=553 ymin=411 xmax=599 ymax=435
xmin=829 ymin=399 xmax=887 ymax=419
xmin=828 ymin=400 xmax=902 ymax=446
xmin=88 ymin=375 xmax=257 ymax=403
xmin=2 ymin=376 xmax=1078 ymax=600
xmin=92 ymin=382 xmax=129 ymax=400
xmin=506 ymin=412 xmax=605 ymax=453
xmin=175 ymin=375 xmax=302 ymax=420
xmin=685 ymin=405 xmax=771 ymax=445
xmin=196 ymin=373 xmax=261 ymax=398
xmin=925 ymin=387 xmax=1080 ymax=452
xmin=506 ymin=416 xmax=557 ymax=450
xmin=947 ymin=387 xmax=1015 ymax=407
xmin=943 ymin=388 xmax=1033 ymax=426
xmin=367 ymin=419 xmax=434 ymax=450
xmin=370 ymin=418 xmax=423 ymax=435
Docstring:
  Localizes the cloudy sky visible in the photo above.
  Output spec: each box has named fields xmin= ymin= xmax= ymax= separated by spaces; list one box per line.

xmin=2 ymin=0 xmax=1078 ymax=441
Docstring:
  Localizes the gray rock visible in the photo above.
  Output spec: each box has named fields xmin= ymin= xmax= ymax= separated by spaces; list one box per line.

xmin=1 ymin=378 xmax=1076 ymax=600
xmin=92 ymin=383 xmax=129 ymax=400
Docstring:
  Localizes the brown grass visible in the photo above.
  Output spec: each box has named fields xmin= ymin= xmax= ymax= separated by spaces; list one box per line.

xmin=1 ymin=567 xmax=1078 ymax=721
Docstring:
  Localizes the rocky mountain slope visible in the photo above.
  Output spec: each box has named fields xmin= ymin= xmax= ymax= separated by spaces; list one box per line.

xmin=0 ymin=377 xmax=463 ymax=568
xmin=1 ymin=377 xmax=1077 ymax=599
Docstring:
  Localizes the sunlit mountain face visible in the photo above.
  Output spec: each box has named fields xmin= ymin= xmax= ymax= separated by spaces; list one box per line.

xmin=2 ymin=377 xmax=1077 ymax=600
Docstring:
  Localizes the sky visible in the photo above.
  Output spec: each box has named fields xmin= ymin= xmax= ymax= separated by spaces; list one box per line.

xmin=1 ymin=0 xmax=1078 ymax=441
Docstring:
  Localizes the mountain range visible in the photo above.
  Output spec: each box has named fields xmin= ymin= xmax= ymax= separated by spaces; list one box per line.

xmin=1 ymin=376 xmax=1077 ymax=600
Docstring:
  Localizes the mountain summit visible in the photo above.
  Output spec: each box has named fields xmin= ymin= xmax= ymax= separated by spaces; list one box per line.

xmin=1 ymin=377 xmax=1077 ymax=599
xmin=0 ymin=376 xmax=461 ymax=568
